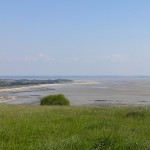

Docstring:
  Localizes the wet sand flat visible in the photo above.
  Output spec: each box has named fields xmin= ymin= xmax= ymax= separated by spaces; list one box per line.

xmin=0 ymin=78 xmax=150 ymax=106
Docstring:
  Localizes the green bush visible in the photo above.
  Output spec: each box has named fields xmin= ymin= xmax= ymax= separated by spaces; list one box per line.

xmin=40 ymin=94 xmax=70 ymax=106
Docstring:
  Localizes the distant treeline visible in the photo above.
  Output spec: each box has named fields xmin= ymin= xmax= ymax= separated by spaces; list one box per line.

xmin=0 ymin=79 xmax=72 ymax=87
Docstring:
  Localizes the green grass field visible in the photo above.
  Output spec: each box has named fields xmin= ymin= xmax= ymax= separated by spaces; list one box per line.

xmin=0 ymin=105 xmax=150 ymax=150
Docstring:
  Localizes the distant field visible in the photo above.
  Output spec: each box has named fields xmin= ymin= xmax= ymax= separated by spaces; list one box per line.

xmin=0 ymin=105 xmax=150 ymax=150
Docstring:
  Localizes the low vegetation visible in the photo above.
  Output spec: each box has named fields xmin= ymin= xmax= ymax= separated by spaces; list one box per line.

xmin=0 ymin=105 xmax=150 ymax=149
xmin=40 ymin=94 xmax=70 ymax=106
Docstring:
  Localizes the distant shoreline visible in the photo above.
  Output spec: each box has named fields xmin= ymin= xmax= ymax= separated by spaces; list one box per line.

xmin=0 ymin=79 xmax=72 ymax=88
xmin=0 ymin=81 xmax=99 ymax=93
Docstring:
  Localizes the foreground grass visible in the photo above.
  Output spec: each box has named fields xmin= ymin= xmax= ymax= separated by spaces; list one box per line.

xmin=0 ymin=105 xmax=150 ymax=150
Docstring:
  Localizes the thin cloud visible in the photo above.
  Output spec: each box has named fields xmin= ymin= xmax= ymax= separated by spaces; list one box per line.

xmin=110 ymin=54 xmax=128 ymax=62
xmin=24 ymin=53 xmax=56 ymax=63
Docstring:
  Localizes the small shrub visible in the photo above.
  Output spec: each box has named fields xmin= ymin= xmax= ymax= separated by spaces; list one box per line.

xmin=40 ymin=94 xmax=70 ymax=106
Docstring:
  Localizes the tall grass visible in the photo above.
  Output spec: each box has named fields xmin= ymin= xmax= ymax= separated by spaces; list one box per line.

xmin=0 ymin=105 xmax=150 ymax=149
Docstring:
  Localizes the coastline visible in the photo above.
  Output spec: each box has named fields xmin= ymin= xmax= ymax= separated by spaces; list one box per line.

xmin=0 ymin=81 xmax=99 ymax=104
xmin=0 ymin=81 xmax=98 ymax=93
xmin=1 ymin=78 xmax=150 ymax=106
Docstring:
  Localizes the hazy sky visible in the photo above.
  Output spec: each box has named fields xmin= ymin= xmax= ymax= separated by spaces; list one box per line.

xmin=0 ymin=0 xmax=150 ymax=76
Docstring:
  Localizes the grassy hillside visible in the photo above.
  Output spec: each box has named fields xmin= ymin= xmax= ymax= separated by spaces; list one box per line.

xmin=0 ymin=105 xmax=150 ymax=150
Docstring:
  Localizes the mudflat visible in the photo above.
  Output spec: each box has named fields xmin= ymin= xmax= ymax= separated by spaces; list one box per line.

xmin=0 ymin=78 xmax=150 ymax=106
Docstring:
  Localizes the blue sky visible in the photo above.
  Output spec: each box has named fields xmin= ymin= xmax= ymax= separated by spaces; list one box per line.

xmin=0 ymin=0 xmax=150 ymax=76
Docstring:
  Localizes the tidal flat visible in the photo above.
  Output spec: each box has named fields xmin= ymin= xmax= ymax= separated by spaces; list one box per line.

xmin=0 ymin=77 xmax=150 ymax=106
